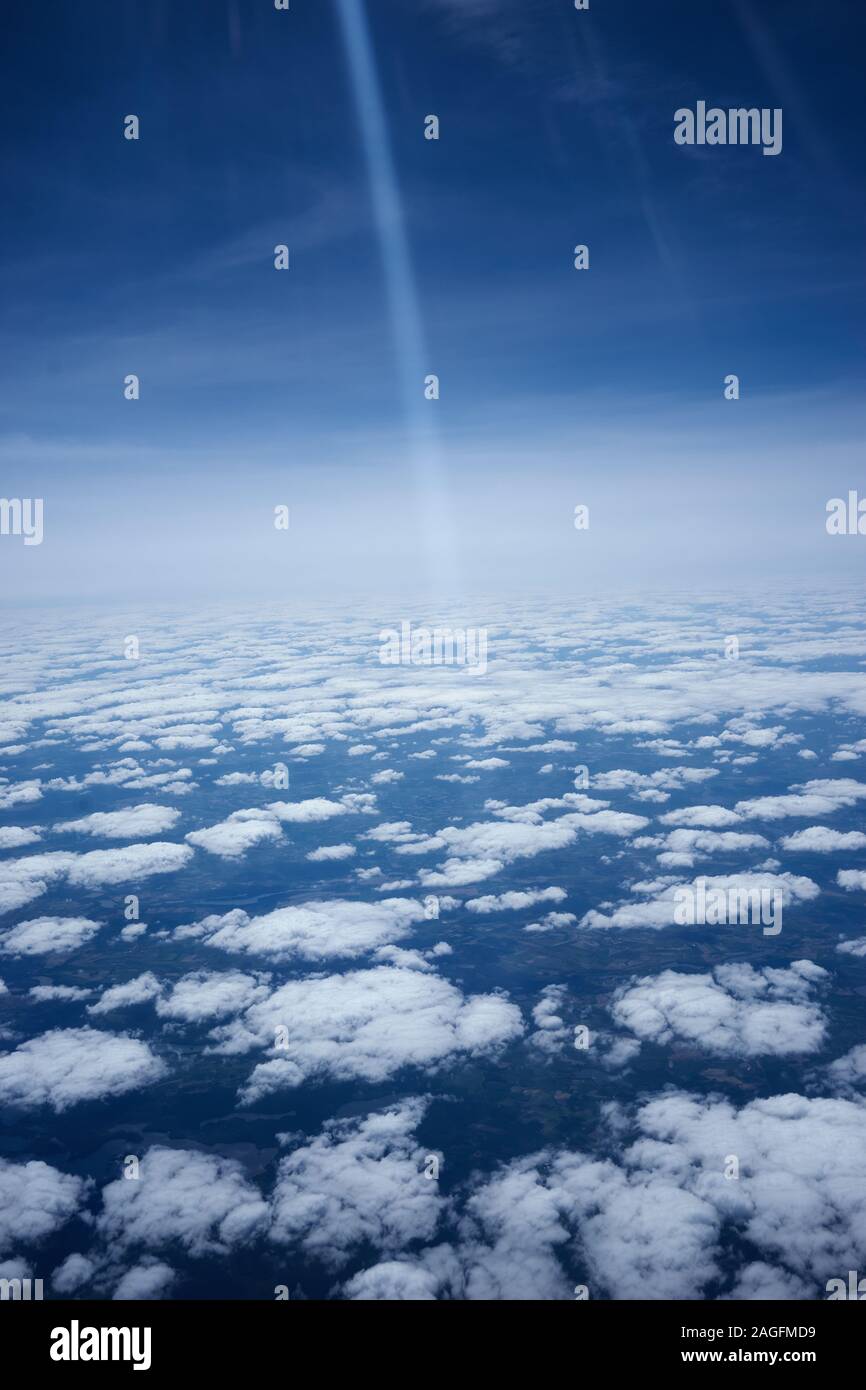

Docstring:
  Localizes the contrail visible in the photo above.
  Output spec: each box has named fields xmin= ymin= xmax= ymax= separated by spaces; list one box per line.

xmin=334 ymin=0 xmax=459 ymax=595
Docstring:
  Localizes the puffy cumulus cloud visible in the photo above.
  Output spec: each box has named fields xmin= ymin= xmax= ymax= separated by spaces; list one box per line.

xmin=823 ymin=1045 xmax=866 ymax=1096
xmin=179 ymin=897 xmax=430 ymax=963
xmin=52 ymin=1252 xmax=97 ymax=1294
xmin=10 ymin=601 xmax=866 ymax=795
xmin=0 ymin=1157 xmax=89 ymax=1256
xmin=371 ymin=769 xmax=403 ymax=784
xmin=120 ymin=921 xmax=148 ymax=942
xmin=45 ymin=756 xmax=198 ymax=797
xmin=97 ymin=1147 xmax=268 ymax=1257
xmin=185 ymin=810 xmax=283 ymax=859
xmin=0 ymin=1027 xmax=166 ymax=1110
xmin=484 ymin=793 xmax=609 ymax=825
xmin=342 ymin=1259 xmax=444 ymax=1300
xmin=155 ymin=970 xmax=271 ymax=1023
xmin=580 ymin=871 xmax=819 ymax=931
xmin=591 ymin=768 xmax=718 ymax=802
xmin=270 ymin=1099 xmax=442 ymax=1269
xmin=609 ymin=962 xmax=829 ymax=1058
xmin=418 ymin=857 xmax=504 ymax=888
xmin=528 ymin=985 xmax=570 ymax=1054
xmin=620 ymin=1090 xmax=866 ymax=1291
xmin=526 ymin=910 xmax=575 ymax=933
xmin=465 ymin=887 xmax=566 ymax=914
xmin=598 ymin=1036 xmax=642 ymax=1069
xmin=206 ymin=965 xmax=523 ymax=1102
xmin=88 ymin=973 xmax=163 ymax=1016
xmin=837 ymin=870 xmax=866 ymax=892
xmin=0 ymin=779 xmax=42 ymax=811
xmin=658 ymin=805 xmax=742 ymax=828
xmin=354 ymin=1088 xmax=866 ymax=1299
xmin=736 ymin=778 xmax=866 ymax=822
xmin=0 ymin=915 xmax=102 ymax=957
xmin=0 ymin=826 xmax=41 ymax=850
xmin=723 ymin=1262 xmax=811 ymax=1300
xmin=113 ymin=1259 xmax=177 ymax=1300
xmin=343 ymin=1157 xmax=575 ymax=1301
xmin=154 ymin=734 xmax=217 ymax=752
xmin=363 ymin=820 xmax=420 ymax=844
xmin=306 ymin=843 xmax=356 ymax=861
xmin=779 ymin=827 xmax=866 ymax=852
xmin=267 ymin=794 xmax=376 ymax=824
xmin=66 ymin=842 xmax=194 ymax=887
xmin=837 ymin=935 xmax=866 ymax=957
xmin=409 ymin=810 xmax=647 ymax=889
xmin=53 ymin=804 xmax=181 ymax=840
xmin=0 ymin=851 xmax=76 ymax=915
xmin=521 ymin=1150 xmax=720 ymax=1301
xmin=654 ymin=829 xmax=770 ymax=868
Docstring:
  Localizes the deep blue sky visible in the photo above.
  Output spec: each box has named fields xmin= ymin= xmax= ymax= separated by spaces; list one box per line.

xmin=1 ymin=0 xmax=865 ymax=600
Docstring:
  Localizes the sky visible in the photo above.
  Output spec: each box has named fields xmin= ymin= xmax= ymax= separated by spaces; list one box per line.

xmin=1 ymin=0 xmax=865 ymax=603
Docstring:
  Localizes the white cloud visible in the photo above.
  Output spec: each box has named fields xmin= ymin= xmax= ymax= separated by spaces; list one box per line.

xmin=823 ymin=1045 xmax=866 ymax=1096
xmin=185 ymin=810 xmax=282 ymax=859
xmin=0 ymin=780 xmax=42 ymax=811
xmin=465 ymin=887 xmax=566 ymax=914
xmin=52 ymin=1252 xmax=96 ymax=1294
xmin=779 ymin=827 xmax=866 ymax=852
xmin=342 ymin=1259 xmax=444 ymax=1300
xmin=0 ymin=916 xmax=102 ymax=957
xmin=88 ymin=973 xmax=163 ymax=1016
xmin=580 ymin=871 xmax=819 ymax=931
xmin=29 ymin=985 xmax=93 ymax=1002
xmin=113 ymin=1259 xmax=177 ymax=1300
xmin=528 ymin=985 xmax=570 ymax=1054
xmin=658 ymin=805 xmax=742 ymax=828
xmin=609 ymin=961 xmax=828 ymax=1057
xmin=53 ymin=804 xmax=181 ymax=840
xmin=0 ymin=1027 xmax=166 ymax=1110
xmin=409 ymin=809 xmax=646 ymax=889
xmin=181 ymin=897 xmax=429 ymax=963
xmin=270 ymin=1099 xmax=442 ymax=1268
xmin=97 ymin=1147 xmax=268 ymax=1256
xmin=67 ymin=842 xmax=194 ymax=887
xmin=737 ymin=779 xmax=866 ymax=822
xmin=207 ymin=965 xmax=523 ymax=1101
xmin=267 ymin=794 xmax=376 ymax=823
xmin=376 ymin=1087 xmax=866 ymax=1299
xmin=155 ymin=970 xmax=271 ymax=1022
xmin=306 ymin=843 xmax=357 ymax=861
xmin=0 ymin=826 xmax=41 ymax=850
xmin=724 ymin=1262 xmax=811 ymax=1301
xmin=0 ymin=1157 xmax=88 ymax=1256
xmin=655 ymin=829 xmax=770 ymax=868
xmin=0 ymin=851 xmax=76 ymax=915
